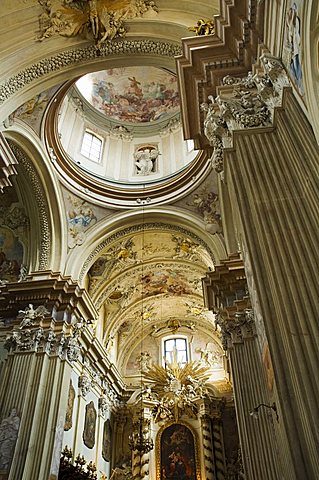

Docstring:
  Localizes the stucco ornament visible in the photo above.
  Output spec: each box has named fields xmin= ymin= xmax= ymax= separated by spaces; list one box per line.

xmin=215 ymin=308 xmax=256 ymax=350
xmin=134 ymin=146 xmax=159 ymax=175
xmin=201 ymin=55 xmax=290 ymax=175
xmin=18 ymin=304 xmax=50 ymax=328
xmin=37 ymin=0 xmax=158 ymax=46
xmin=79 ymin=375 xmax=91 ymax=397
xmin=144 ymin=350 xmax=212 ymax=423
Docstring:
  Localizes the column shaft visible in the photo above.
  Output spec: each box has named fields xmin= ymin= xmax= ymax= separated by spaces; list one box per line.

xmin=226 ymin=92 xmax=319 ymax=479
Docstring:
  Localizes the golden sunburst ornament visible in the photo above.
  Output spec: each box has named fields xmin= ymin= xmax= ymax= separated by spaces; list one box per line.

xmin=144 ymin=348 xmax=212 ymax=422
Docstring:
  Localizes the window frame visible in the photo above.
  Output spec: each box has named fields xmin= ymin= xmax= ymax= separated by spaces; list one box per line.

xmin=80 ymin=129 xmax=103 ymax=163
xmin=162 ymin=335 xmax=189 ymax=366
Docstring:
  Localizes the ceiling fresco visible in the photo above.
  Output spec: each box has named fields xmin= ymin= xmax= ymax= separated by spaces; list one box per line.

xmin=85 ymin=226 xmax=223 ymax=382
xmin=76 ymin=66 xmax=180 ymax=124
xmin=88 ymin=224 xmax=218 ymax=344
xmin=88 ymin=230 xmax=212 ymax=298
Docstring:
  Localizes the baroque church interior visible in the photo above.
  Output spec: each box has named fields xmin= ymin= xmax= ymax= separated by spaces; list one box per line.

xmin=0 ymin=1 xmax=318 ymax=479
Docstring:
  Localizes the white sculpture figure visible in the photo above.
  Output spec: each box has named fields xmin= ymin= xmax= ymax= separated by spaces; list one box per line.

xmin=18 ymin=304 xmax=49 ymax=328
xmin=134 ymin=148 xmax=159 ymax=175
xmin=135 ymin=351 xmax=151 ymax=372
xmin=18 ymin=265 xmax=28 ymax=282
xmin=0 ymin=409 xmax=20 ymax=471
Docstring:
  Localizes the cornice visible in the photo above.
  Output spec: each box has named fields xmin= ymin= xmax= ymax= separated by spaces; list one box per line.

xmin=0 ymin=271 xmax=98 ymax=321
xmin=175 ymin=0 xmax=264 ymax=147
xmin=0 ymin=40 xmax=182 ymax=107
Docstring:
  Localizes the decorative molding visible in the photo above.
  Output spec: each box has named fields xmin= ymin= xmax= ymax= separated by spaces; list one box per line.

xmin=80 ymin=222 xmax=216 ymax=282
xmin=0 ymin=40 xmax=182 ymax=106
xmin=0 ymin=133 xmax=18 ymax=192
xmin=36 ymin=0 xmax=158 ymax=46
xmin=4 ymin=316 xmax=83 ymax=362
xmin=201 ymin=55 xmax=290 ymax=175
xmin=215 ymin=309 xmax=256 ymax=350
xmin=8 ymin=142 xmax=51 ymax=270
xmin=79 ymin=375 xmax=91 ymax=397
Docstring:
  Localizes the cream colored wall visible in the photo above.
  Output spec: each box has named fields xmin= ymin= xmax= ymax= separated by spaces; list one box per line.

xmin=59 ymin=98 xmax=196 ymax=182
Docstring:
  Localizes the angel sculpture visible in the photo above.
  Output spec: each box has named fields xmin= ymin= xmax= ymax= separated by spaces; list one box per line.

xmin=37 ymin=0 xmax=158 ymax=46
xmin=18 ymin=304 xmax=50 ymax=328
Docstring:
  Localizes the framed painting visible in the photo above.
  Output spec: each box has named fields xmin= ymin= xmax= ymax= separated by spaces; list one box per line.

xmin=156 ymin=422 xmax=201 ymax=480
xmin=83 ymin=401 xmax=97 ymax=449
xmin=64 ymin=380 xmax=75 ymax=431
xmin=102 ymin=419 xmax=112 ymax=462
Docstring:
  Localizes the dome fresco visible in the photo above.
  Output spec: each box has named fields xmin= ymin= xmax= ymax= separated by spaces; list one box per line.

xmin=76 ymin=66 xmax=180 ymax=124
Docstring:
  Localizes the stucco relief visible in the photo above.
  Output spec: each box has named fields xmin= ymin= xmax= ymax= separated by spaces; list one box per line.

xmin=37 ymin=0 xmax=158 ymax=46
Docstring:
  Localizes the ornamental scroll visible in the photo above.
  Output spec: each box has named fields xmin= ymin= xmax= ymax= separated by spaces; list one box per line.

xmin=201 ymin=55 xmax=290 ymax=176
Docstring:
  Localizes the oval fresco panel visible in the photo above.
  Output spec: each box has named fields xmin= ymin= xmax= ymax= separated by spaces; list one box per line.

xmin=76 ymin=66 xmax=180 ymax=123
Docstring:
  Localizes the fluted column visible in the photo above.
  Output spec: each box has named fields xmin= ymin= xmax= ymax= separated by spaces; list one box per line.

xmin=0 ymin=313 xmax=81 ymax=480
xmin=225 ymin=93 xmax=319 ymax=479
xmin=200 ymin=53 xmax=319 ymax=479
xmin=220 ymin=310 xmax=280 ymax=480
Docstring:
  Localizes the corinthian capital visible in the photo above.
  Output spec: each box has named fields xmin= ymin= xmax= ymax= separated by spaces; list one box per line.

xmin=216 ymin=309 xmax=256 ymax=350
xmin=201 ymin=55 xmax=290 ymax=175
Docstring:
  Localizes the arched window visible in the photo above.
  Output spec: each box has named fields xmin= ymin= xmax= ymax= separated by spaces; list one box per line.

xmin=163 ymin=337 xmax=188 ymax=366
xmin=81 ymin=130 xmax=103 ymax=162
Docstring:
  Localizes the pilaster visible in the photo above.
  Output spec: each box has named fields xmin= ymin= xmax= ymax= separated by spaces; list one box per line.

xmin=203 ymin=258 xmax=281 ymax=480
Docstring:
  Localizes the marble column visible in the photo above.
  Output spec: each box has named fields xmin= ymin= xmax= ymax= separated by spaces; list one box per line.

xmin=211 ymin=418 xmax=226 ymax=480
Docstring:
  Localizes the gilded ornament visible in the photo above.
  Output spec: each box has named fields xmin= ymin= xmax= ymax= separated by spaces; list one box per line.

xmin=188 ymin=18 xmax=215 ymax=36
xmin=37 ymin=0 xmax=158 ymax=46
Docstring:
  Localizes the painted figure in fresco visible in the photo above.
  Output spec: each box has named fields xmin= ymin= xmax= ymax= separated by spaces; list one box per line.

xmin=286 ymin=2 xmax=304 ymax=94
xmin=127 ymin=77 xmax=143 ymax=98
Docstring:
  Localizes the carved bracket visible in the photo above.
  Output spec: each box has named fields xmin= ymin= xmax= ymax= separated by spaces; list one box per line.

xmin=201 ymin=55 xmax=290 ymax=176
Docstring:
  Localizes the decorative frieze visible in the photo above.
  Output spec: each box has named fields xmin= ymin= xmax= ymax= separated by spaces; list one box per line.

xmin=4 ymin=308 xmax=83 ymax=364
xmin=201 ymin=55 xmax=290 ymax=175
xmin=0 ymin=41 xmax=182 ymax=105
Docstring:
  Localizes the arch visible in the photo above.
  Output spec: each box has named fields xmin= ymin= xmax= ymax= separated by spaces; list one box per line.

xmin=65 ymin=208 xmax=227 ymax=284
xmin=3 ymin=127 xmax=67 ymax=272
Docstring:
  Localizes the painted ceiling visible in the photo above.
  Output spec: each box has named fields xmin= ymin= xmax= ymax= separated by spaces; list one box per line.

xmin=76 ymin=66 xmax=180 ymax=124
xmin=85 ymin=227 xmax=225 ymax=384
xmin=87 ymin=229 xmax=211 ymax=309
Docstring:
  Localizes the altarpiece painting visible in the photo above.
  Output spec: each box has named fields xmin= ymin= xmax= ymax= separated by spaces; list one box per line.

xmin=158 ymin=423 xmax=199 ymax=480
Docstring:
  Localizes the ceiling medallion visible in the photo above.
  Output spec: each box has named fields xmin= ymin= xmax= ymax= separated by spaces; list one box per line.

xmin=37 ymin=0 xmax=158 ymax=46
